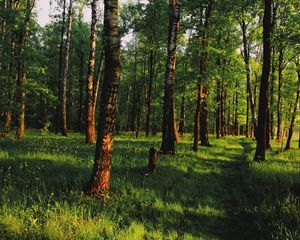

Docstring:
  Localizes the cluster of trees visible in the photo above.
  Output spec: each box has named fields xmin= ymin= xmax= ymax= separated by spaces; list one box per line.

xmin=0 ymin=0 xmax=299 ymax=194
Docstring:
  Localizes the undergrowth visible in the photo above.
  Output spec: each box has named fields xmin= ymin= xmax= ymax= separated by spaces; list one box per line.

xmin=0 ymin=131 xmax=299 ymax=239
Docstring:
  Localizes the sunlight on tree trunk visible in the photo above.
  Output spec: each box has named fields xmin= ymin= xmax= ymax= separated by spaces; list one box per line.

xmin=89 ymin=0 xmax=120 ymax=196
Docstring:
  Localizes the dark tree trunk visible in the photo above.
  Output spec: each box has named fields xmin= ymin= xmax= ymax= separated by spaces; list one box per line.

xmin=234 ymin=81 xmax=239 ymax=136
xmin=241 ymin=19 xmax=257 ymax=137
xmin=55 ymin=0 xmax=66 ymax=133
xmin=277 ymin=48 xmax=283 ymax=141
xmin=220 ymin=83 xmax=225 ymax=137
xmin=199 ymin=2 xmax=212 ymax=147
xmin=246 ymin=90 xmax=250 ymax=137
xmin=269 ymin=4 xmax=277 ymax=140
xmin=179 ymin=95 xmax=186 ymax=136
xmin=193 ymin=82 xmax=201 ymax=151
xmin=270 ymin=47 xmax=275 ymax=139
xmin=88 ymin=0 xmax=120 ymax=195
xmin=285 ymin=67 xmax=300 ymax=150
xmin=146 ymin=50 xmax=154 ymax=137
xmin=59 ymin=0 xmax=73 ymax=137
xmin=161 ymin=0 xmax=181 ymax=154
xmin=148 ymin=147 xmax=157 ymax=174
xmin=254 ymin=0 xmax=272 ymax=162
xmin=266 ymin=107 xmax=271 ymax=149
xmin=216 ymin=79 xmax=221 ymax=138
xmin=77 ymin=51 xmax=84 ymax=132
xmin=86 ymin=0 xmax=99 ymax=144
xmin=15 ymin=0 xmax=35 ymax=140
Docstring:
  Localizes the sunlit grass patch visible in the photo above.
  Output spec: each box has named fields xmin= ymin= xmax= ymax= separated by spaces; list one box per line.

xmin=0 ymin=132 xmax=299 ymax=239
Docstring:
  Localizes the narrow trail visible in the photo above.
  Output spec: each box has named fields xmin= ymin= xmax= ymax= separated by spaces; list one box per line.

xmin=217 ymin=138 xmax=254 ymax=240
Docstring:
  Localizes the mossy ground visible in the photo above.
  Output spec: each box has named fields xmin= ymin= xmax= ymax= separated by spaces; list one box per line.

xmin=0 ymin=131 xmax=299 ymax=239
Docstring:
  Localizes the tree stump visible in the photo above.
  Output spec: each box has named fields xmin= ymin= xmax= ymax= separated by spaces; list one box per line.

xmin=148 ymin=147 xmax=157 ymax=174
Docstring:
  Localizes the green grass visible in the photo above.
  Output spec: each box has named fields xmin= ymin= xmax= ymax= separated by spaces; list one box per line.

xmin=0 ymin=131 xmax=299 ymax=239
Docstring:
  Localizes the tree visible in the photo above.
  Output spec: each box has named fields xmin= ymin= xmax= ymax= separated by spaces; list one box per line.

xmin=59 ymin=0 xmax=73 ymax=136
xmin=15 ymin=0 xmax=36 ymax=139
xmin=88 ymin=0 xmax=120 ymax=195
xmin=86 ymin=0 xmax=99 ymax=144
xmin=253 ymin=0 xmax=272 ymax=162
xmin=55 ymin=0 xmax=67 ymax=133
xmin=285 ymin=63 xmax=300 ymax=150
xmin=161 ymin=0 xmax=181 ymax=154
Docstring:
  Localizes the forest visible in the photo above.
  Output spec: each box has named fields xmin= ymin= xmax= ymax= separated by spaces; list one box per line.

xmin=0 ymin=0 xmax=299 ymax=239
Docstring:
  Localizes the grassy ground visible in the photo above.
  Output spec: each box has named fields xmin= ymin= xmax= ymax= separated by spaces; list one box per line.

xmin=0 ymin=131 xmax=299 ymax=240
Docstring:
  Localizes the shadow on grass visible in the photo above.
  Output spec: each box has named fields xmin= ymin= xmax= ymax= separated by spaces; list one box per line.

xmin=0 ymin=153 xmax=225 ymax=239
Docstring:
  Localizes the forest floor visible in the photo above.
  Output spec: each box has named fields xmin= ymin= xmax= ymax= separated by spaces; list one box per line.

xmin=0 ymin=131 xmax=299 ymax=240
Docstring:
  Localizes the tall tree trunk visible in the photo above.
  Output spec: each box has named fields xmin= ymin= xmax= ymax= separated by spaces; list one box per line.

xmin=220 ymin=83 xmax=225 ymax=137
xmin=234 ymin=81 xmax=239 ymax=136
xmin=77 ymin=51 xmax=84 ymax=132
xmin=86 ymin=0 xmax=99 ymax=144
xmin=131 ymin=45 xmax=138 ymax=132
xmin=193 ymin=82 xmax=201 ymax=151
xmin=246 ymin=90 xmax=250 ymax=137
xmin=277 ymin=48 xmax=283 ymax=141
xmin=179 ymin=95 xmax=186 ymax=136
xmin=93 ymin=49 xmax=104 ymax=117
xmin=241 ymin=19 xmax=257 ymax=136
xmin=161 ymin=0 xmax=181 ymax=154
xmin=15 ymin=0 xmax=35 ymax=140
xmin=216 ymin=79 xmax=221 ymax=138
xmin=254 ymin=0 xmax=272 ymax=162
xmin=145 ymin=50 xmax=154 ymax=137
xmin=199 ymin=2 xmax=212 ymax=147
xmin=269 ymin=4 xmax=277 ymax=140
xmin=60 ymin=0 xmax=73 ymax=137
xmin=88 ymin=0 xmax=120 ymax=195
xmin=55 ymin=0 xmax=66 ymax=133
xmin=285 ymin=66 xmax=300 ymax=150
xmin=270 ymin=47 xmax=275 ymax=139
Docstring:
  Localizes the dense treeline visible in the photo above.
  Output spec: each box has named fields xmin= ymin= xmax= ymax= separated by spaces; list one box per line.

xmin=0 ymin=0 xmax=299 ymax=187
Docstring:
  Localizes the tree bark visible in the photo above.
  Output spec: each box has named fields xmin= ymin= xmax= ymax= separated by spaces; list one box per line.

xmin=193 ymin=81 xmax=201 ymax=151
xmin=77 ymin=51 xmax=84 ymax=132
xmin=88 ymin=0 xmax=120 ymax=195
xmin=216 ymin=80 xmax=221 ymax=138
xmin=254 ymin=0 xmax=272 ymax=162
xmin=285 ymin=66 xmax=300 ymax=150
xmin=161 ymin=0 xmax=181 ymax=154
xmin=234 ymin=81 xmax=239 ymax=136
xmin=270 ymin=47 xmax=275 ymax=139
xmin=179 ymin=95 xmax=186 ymax=136
xmin=148 ymin=147 xmax=157 ymax=174
xmin=241 ymin=19 xmax=257 ymax=137
xmin=60 ymin=0 xmax=73 ymax=137
xmin=55 ymin=0 xmax=66 ymax=133
xmin=221 ymin=83 xmax=225 ymax=137
xmin=86 ymin=0 xmax=99 ymax=144
xmin=15 ymin=0 xmax=35 ymax=140
xmin=199 ymin=2 xmax=212 ymax=147
xmin=145 ymin=50 xmax=154 ymax=137
xmin=277 ymin=48 xmax=283 ymax=141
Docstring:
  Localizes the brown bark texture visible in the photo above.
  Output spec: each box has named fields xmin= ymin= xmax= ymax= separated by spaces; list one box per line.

xmin=285 ymin=66 xmax=300 ymax=150
xmin=148 ymin=147 xmax=157 ymax=174
xmin=254 ymin=0 xmax=272 ymax=162
xmin=15 ymin=0 xmax=35 ymax=140
xmin=199 ymin=2 xmax=212 ymax=147
xmin=55 ymin=0 xmax=66 ymax=133
xmin=86 ymin=0 xmax=99 ymax=144
xmin=60 ymin=0 xmax=73 ymax=137
xmin=161 ymin=0 xmax=181 ymax=154
xmin=89 ymin=0 xmax=120 ymax=195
